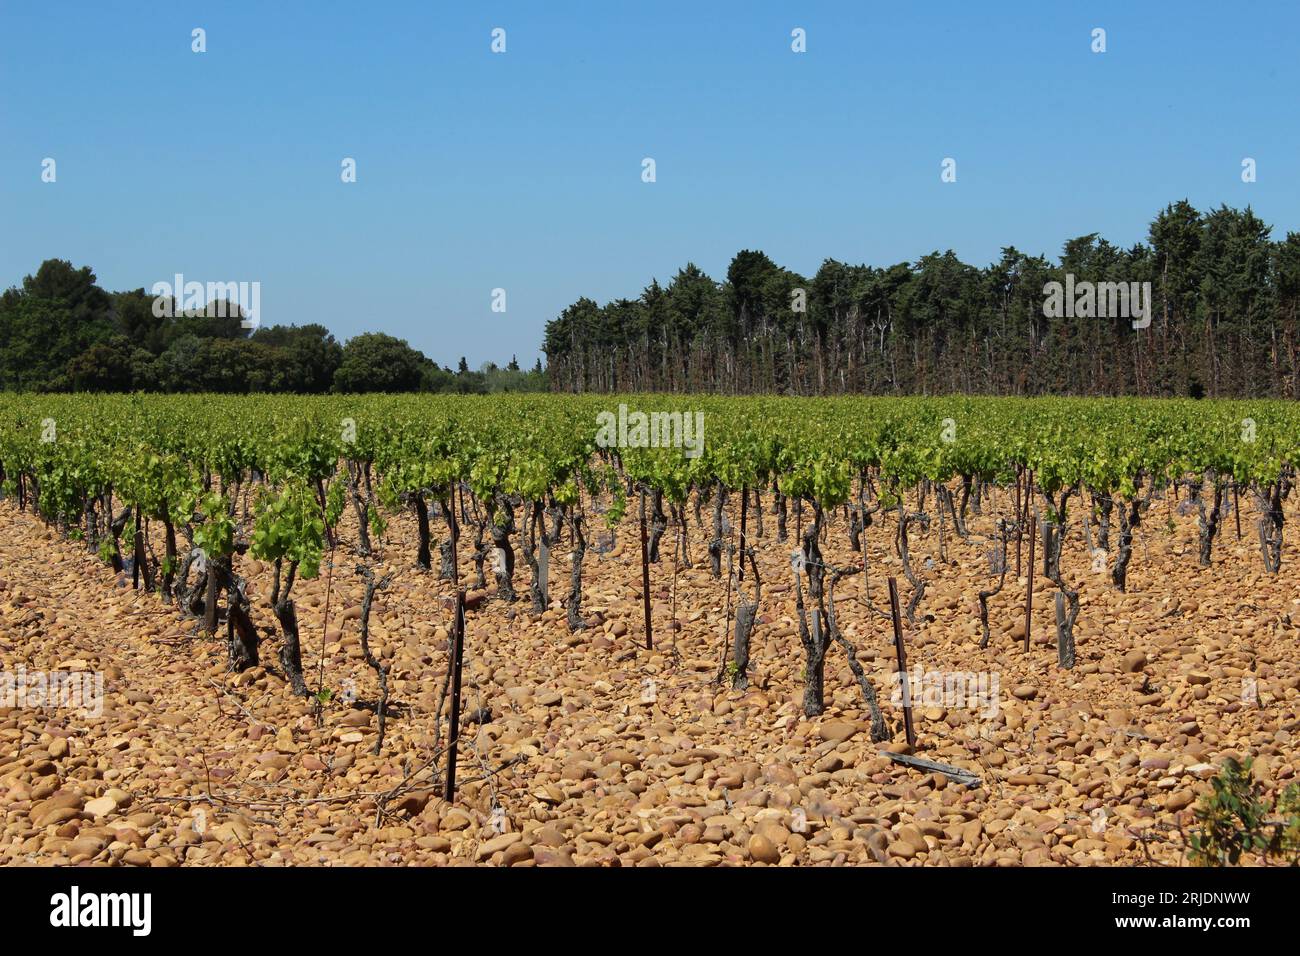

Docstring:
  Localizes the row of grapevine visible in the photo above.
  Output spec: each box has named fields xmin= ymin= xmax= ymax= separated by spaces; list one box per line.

xmin=1 ymin=394 xmax=1295 ymax=765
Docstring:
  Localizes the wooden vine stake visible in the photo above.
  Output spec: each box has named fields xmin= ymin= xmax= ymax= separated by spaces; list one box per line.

xmin=887 ymin=576 xmax=916 ymax=750
xmin=1024 ymin=470 xmax=1035 ymax=655
xmin=1234 ymin=482 xmax=1242 ymax=540
xmin=1014 ymin=467 xmax=1022 ymax=576
xmin=443 ymin=483 xmax=465 ymax=802
xmin=132 ymin=505 xmax=143 ymax=589
xmin=443 ymin=588 xmax=466 ymax=802
xmin=737 ymin=485 xmax=747 ymax=583
xmin=638 ymin=485 xmax=653 ymax=651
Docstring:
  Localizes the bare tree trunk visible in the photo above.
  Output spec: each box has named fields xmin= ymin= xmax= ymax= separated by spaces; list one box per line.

xmin=1255 ymin=473 xmax=1289 ymax=573
xmin=794 ymin=504 xmax=831 ymax=717
xmin=978 ymin=522 xmax=1009 ymax=648
xmin=215 ymin=557 xmax=258 ymax=671
xmin=522 ymin=500 xmax=550 ymax=612
xmin=1055 ymin=592 xmax=1075 ymax=669
xmin=828 ymin=568 xmax=889 ymax=741
xmin=271 ymin=559 xmax=310 ymax=696
xmin=1093 ymin=488 xmax=1112 ymax=552
xmin=348 ymin=460 xmax=372 ymax=556
xmin=1193 ymin=472 xmax=1223 ymax=567
xmin=730 ymin=544 xmax=760 ymax=690
xmin=1112 ymin=486 xmax=1144 ymax=592
xmin=489 ymin=495 xmax=516 ymax=600
xmin=356 ymin=564 xmax=393 ymax=754
xmin=708 ymin=484 xmax=727 ymax=579
xmin=1039 ymin=486 xmax=1080 ymax=665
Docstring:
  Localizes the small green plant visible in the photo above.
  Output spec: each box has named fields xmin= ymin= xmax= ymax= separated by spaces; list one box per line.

xmin=1188 ymin=757 xmax=1300 ymax=866
xmin=325 ymin=478 xmax=347 ymax=528
xmin=97 ymin=534 xmax=119 ymax=564
xmin=368 ymin=507 xmax=388 ymax=542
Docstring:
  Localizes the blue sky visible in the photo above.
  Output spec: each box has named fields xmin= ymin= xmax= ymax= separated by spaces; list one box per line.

xmin=2 ymin=1 xmax=1297 ymax=366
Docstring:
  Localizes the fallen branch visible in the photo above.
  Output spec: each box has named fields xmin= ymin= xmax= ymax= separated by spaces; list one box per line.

xmin=879 ymin=750 xmax=981 ymax=787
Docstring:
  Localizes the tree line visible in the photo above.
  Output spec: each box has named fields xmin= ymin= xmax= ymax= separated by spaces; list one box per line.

xmin=0 ymin=259 xmax=547 ymax=394
xmin=542 ymin=200 xmax=1300 ymax=398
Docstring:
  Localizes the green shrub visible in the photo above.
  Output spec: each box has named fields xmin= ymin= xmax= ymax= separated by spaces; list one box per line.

xmin=1188 ymin=757 xmax=1300 ymax=866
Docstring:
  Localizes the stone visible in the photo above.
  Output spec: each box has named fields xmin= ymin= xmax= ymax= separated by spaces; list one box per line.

xmin=1122 ymin=651 xmax=1148 ymax=673
xmin=818 ymin=721 xmax=860 ymax=744
xmin=85 ymin=796 xmax=118 ymax=817
xmin=747 ymin=834 xmax=780 ymax=864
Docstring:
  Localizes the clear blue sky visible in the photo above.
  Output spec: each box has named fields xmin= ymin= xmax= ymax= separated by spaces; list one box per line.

xmin=3 ymin=1 xmax=1297 ymax=367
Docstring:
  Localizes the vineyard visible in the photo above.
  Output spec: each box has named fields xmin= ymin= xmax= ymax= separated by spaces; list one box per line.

xmin=1 ymin=393 xmax=1298 ymax=866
